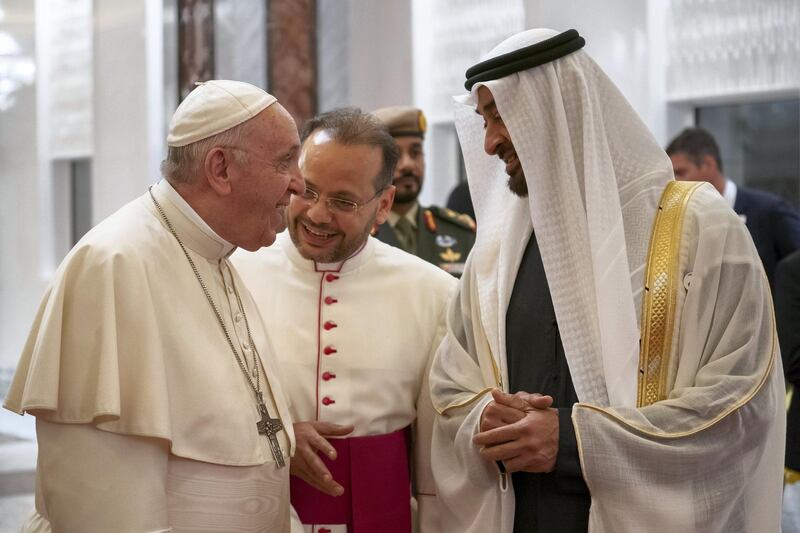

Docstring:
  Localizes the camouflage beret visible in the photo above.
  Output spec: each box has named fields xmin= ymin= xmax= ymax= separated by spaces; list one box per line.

xmin=372 ymin=106 xmax=427 ymax=138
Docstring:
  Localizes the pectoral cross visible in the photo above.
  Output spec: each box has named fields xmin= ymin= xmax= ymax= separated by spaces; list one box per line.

xmin=256 ymin=393 xmax=286 ymax=468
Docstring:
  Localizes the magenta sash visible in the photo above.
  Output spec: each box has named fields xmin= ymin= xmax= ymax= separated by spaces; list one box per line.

xmin=290 ymin=427 xmax=412 ymax=532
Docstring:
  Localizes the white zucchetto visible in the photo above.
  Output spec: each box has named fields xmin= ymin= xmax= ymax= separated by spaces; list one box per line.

xmin=167 ymin=80 xmax=277 ymax=147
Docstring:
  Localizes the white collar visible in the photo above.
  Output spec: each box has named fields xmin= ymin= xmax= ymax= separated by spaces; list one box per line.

xmin=280 ymin=231 xmax=374 ymax=274
xmin=154 ymin=179 xmax=236 ymax=259
xmin=722 ymin=179 xmax=737 ymax=208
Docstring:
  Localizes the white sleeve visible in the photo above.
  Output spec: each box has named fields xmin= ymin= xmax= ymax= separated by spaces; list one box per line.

xmin=429 ymin=273 xmax=515 ymax=533
xmin=414 ymin=307 xmax=448 ymax=533
xmin=573 ymin=190 xmax=785 ymax=532
xmin=34 ymin=419 xmax=171 ymax=533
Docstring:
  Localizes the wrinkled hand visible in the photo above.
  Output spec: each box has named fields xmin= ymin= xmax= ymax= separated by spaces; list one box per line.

xmin=479 ymin=389 xmax=553 ymax=432
xmin=291 ymin=421 xmax=354 ymax=496
xmin=475 ymin=390 xmax=558 ymax=473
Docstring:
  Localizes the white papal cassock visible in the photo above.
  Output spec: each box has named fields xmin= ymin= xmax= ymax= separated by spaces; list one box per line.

xmin=233 ymin=232 xmax=455 ymax=533
xmin=4 ymin=179 xmax=295 ymax=532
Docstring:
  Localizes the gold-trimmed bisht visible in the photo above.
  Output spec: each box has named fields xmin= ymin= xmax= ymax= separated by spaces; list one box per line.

xmin=637 ymin=180 xmax=704 ymax=407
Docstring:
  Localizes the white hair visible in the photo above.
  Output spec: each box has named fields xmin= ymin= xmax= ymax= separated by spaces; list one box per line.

xmin=160 ymin=122 xmax=249 ymax=185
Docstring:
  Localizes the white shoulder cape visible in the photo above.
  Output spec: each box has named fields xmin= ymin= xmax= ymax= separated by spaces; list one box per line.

xmin=4 ymin=186 xmax=295 ymax=465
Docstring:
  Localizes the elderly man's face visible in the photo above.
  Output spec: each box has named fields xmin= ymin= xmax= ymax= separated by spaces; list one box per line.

xmin=288 ymin=131 xmax=394 ymax=263
xmin=392 ymin=136 xmax=425 ymax=205
xmin=226 ymin=104 xmax=304 ymax=251
xmin=476 ymin=86 xmax=527 ymax=197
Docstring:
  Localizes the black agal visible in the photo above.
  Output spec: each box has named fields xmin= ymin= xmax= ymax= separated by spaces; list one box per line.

xmin=464 ymin=29 xmax=586 ymax=91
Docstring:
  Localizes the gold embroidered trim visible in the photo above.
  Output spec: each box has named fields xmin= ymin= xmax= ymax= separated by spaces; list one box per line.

xmin=490 ymin=349 xmax=503 ymax=390
xmin=575 ymin=260 xmax=778 ymax=439
xmin=572 ymin=408 xmax=595 ymax=495
xmin=573 ymin=310 xmax=775 ymax=439
xmin=435 ymin=344 xmax=500 ymax=416
xmin=437 ymin=387 xmax=494 ymax=415
xmin=787 ymin=468 xmax=800 ymax=485
xmin=436 ymin=318 xmax=502 ymax=415
xmin=637 ymin=181 xmax=704 ymax=407
xmin=434 ymin=273 xmax=505 ymax=416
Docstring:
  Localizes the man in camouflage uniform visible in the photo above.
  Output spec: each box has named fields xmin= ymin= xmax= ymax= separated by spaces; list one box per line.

xmin=372 ymin=105 xmax=475 ymax=276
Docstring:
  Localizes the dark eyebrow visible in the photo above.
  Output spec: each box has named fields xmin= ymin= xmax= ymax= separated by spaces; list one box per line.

xmin=302 ymin=180 xmax=359 ymax=201
xmin=475 ymin=99 xmax=497 ymax=116
xmin=330 ymin=191 xmax=359 ymax=201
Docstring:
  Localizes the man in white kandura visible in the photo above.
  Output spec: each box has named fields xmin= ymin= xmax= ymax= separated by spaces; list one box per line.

xmin=429 ymin=28 xmax=785 ymax=532
xmin=4 ymin=80 xmax=305 ymax=532
xmin=233 ymin=108 xmax=455 ymax=532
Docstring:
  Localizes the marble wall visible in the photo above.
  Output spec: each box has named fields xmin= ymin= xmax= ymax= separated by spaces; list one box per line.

xmin=215 ymin=0 xmax=267 ymax=89
xmin=0 ymin=0 xmax=167 ymax=438
xmin=3 ymin=0 xmax=770 ymax=427
xmin=317 ymin=0 xmax=414 ymax=115
xmin=412 ymin=0 xmax=526 ymax=207
xmin=269 ymin=0 xmax=316 ymax=125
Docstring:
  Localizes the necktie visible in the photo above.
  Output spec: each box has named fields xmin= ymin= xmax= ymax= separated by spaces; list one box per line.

xmin=394 ymin=217 xmax=417 ymax=255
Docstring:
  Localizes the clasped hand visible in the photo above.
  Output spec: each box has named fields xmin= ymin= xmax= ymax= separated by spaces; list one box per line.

xmin=291 ymin=420 xmax=354 ymax=496
xmin=474 ymin=389 xmax=559 ymax=474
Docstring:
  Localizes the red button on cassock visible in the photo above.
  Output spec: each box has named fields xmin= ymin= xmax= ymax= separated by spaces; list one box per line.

xmin=324 ymin=296 xmax=338 ymax=305
xmin=322 ymin=396 xmax=335 ymax=406
xmin=323 ymin=346 xmax=337 ymax=355
xmin=325 ymin=274 xmax=339 ymax=282
xmin=323 ymin=321 xmax=337 ymax=330
xmin=319 ymin=529 xmax=332 ymax=533
xmin=322 ymin=371 xmax=336 ymax=381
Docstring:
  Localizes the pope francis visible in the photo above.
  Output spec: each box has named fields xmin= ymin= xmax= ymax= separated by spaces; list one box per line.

xmin=4 ymin=80 xmax=305 ymax=532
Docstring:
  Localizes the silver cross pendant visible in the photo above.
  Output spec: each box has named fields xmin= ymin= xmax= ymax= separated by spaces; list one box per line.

xmin=256 ymin=394 xmax=286 ymax=468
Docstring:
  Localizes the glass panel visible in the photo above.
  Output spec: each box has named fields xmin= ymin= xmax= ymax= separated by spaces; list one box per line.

xmin=71 ymin=159 xmax=92 ymax=245
xmin=697 ymin=99 xmax=800 ymax=207
xmin=214 ymin=0 xmax=267 ymax=90
xmin=316 ymin=0 xmax=349 ymax=112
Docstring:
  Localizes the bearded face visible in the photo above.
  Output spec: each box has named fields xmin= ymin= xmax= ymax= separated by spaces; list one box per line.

xmin=391 ymin=136 xmax=425 ymax=205
xmin=476 ymin=86 xmax=528 ymax=198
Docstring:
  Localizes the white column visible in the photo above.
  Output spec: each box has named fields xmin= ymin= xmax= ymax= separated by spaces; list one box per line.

xmin=92 ymin=0 xmax=166 ymax=224
xmin=0 ymin=0 xmax=44 ymax=384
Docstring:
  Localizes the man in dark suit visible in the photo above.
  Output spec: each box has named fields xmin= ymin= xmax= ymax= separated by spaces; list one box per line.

xmin=667 ymin=127 xmax=800 ymax=286
xmin=775 ymin=251 xmax=800 ymax=530
xmin=371 ymin=106 xmax=476 ymax=277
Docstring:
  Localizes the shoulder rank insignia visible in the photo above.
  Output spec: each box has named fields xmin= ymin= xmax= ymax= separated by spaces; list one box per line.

xmin=423 ymin=209 xmax=437 ymax=232
xmin=439 ymin=247 xmax=462 ymax=262
xmin=436 ymin=206 xmax=476 ymax=232
xmin=457 ymin=213 xmax=477 ymax=232
xmin=436 ymin=234 xmax=457 ymax=248
xmin=439 ymin=262 xmax=465 ymax=275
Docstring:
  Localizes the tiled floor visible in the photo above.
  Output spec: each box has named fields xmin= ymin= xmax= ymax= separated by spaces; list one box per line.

xmin=0 ymin=493 xmax=34 ymax=532
xmin=0 ymin=411 xmax=36 ymax=533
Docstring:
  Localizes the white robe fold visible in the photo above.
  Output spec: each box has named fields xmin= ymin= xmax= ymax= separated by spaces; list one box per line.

xmin=430 ymin=28 xmax=784 ymax=533
xmin=431 ymin=185 xmax=785 ymax=532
